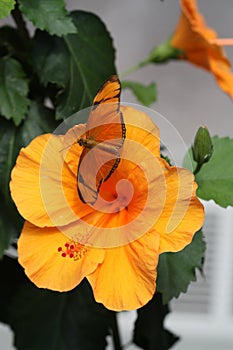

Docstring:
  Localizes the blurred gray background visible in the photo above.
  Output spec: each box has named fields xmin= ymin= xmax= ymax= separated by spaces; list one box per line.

xmin=67 ymin=0 xmax=233 ymax=152
xmin=1 ymin=1 xmax=233 ymax=349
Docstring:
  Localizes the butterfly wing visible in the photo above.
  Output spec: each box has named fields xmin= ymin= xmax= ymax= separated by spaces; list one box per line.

xmin=77 ymin=148 xmax=98 ymax=204
xmin=77 ymin=75 xmax=125 ymax=204
xmin=87 ymin=75 xmax=126 ymax=146
xmin=78 ymin=145 xmax=120 ymax=205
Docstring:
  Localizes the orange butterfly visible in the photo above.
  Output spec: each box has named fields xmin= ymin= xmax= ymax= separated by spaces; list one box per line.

xmin=76 ymin=75 xmax=126 ymax=205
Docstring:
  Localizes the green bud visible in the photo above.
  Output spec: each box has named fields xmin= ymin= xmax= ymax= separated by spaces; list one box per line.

xmin=192 ymin=125 xmax=213 ymax=168
xmin=147 ymin=39 xmax=183 ymax=64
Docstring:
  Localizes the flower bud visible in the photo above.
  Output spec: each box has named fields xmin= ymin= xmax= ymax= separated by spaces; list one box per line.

xmin=147 ymin=40 xmax=183 ymax=64
xmin=192 ymin=125 xmax=213 ymax=166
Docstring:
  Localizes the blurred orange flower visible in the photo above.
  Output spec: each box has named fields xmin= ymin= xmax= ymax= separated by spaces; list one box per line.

xmin=171 ymin=0 xmax=233 ymax=99
xmin=10 ymin=106 xmax=204 ymax=311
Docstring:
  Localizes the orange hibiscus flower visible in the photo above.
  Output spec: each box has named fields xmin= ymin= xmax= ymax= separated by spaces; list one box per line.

xmin=10 ymin=106 xmax=204 ymax=311
xmin=171 ymin=0 xmax=233 ymax=99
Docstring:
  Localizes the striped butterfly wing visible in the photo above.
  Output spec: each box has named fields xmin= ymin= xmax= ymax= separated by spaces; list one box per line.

xmin=86 ymin=75 xmax=125 ymax=145
xmin=77 ymin=75 xmax=126 ymax=204
xmin=77 ymin=143 xmax=120 ymax=205
xmin=78 ymin=148 xmax=98 ymax=204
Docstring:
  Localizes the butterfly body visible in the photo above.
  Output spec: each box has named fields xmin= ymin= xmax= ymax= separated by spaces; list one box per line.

xmin=77 ymin=75 xmax=125 ymax=205
xmin=78 ymin=137 xmax=120 ymax=154
xmin=78 ymin=137 xmax=97 ymax=149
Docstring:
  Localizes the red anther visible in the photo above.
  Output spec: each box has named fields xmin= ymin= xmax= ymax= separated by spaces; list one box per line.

xmin=57 ymin=240 xmax=87 ymax=261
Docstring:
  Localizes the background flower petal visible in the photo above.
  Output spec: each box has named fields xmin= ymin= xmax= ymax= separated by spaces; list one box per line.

xmin=171 ymin=0 xmax=233 ymax=100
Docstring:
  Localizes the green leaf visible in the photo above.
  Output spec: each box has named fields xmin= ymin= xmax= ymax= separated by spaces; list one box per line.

xmin=30 ymin=12 xmax=116 ymax=119
xmin=183 ymin=136 xmax=233 ymax=208
xmin=8 ymin=278 xmax=111 ymax=350
xmin=133 ymin=293 xmax=179 ymax=350
xmin=0 ymin=26 xmax=24 ymax=56
xmin=18 ymin=0 xmax=76 ymax=36
xmin=31 ymin=30 xmax=70 ymax=87
xmin=157 ymin=230 xmax=206 ymax=304
xmin=122 ymin=80 xmax=157 ymax=106
xmin=0 ymin=57 xmax=29 ymax=125
xmin=58 ymin=10 xmax=116 ymax=119
xmin=0 ymin=256 xmax=25 ymax=323
xmin=0 ymin=119 xmax=24 ymax=256
xmin=17 ymin=100 xmax=59 ymax=144
xmin=0 ymin=192 xmax=22 ymax=257
xmin=0 ymin=0 xmax=15 ymax=20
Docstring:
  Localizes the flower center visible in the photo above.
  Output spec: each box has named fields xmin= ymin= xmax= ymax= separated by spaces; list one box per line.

xmin=58 ymin=241 xmax=87 ymax=260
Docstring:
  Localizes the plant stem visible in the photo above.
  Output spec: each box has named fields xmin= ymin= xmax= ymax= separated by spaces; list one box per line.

xmin=120 ymin=59 xmax=150 ymax=78
xmin=11 ymin=2 xmax=30 ymax=50
xmin=111 ymin=312 xmax=122 ymax=350
xmin=193 ymin=163 xmax=203 ymax=175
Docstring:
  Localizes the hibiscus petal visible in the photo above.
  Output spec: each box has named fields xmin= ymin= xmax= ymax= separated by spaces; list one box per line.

xmin=121 ymin=105 xmax=160 ymax=157
xmin=18 ymin=221 xmax=105 ymax=291
xmin=10 ymin=134 xmax=56 ymax=227
xmin=87 ymin=230 xmax=160 ymax=311
xmin=59 ymin=146 xmax=167 ymax=249
xmin=155 ymin=167 xmax=204 ymax=253
xmin=10 ymin=133 xmax=93 ymax=228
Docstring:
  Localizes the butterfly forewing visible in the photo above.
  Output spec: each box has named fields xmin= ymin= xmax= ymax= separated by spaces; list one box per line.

xmin=77 ymin=75 xmax=125 ymax=204
xmin=92 ymin=75 xmax=121 ymax=107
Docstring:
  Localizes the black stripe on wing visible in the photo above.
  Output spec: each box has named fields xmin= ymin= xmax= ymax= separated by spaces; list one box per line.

xmin=92 ymin=75 xmax=121 ymax=110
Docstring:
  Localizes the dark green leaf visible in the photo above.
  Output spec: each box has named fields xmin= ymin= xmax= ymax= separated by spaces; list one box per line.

xmin=0 ymin=118 xmax=19 ymax=200
xmin=17 ymin=100 xmax=59 ymax=144
xmin=183 ymin=136 xmax=233 ymax=208
xmin=30 ymin=12 xmax=116 ymax=120
xmin=31 ymin=30 xmax=70 ymax=86
xmin=18 ymin=0 xmax=76 ymax=36
xmin=9 ymin=279 xmax=111 ymax=350
xmin=0 ymin=57 xmax=29 ymax=125
xmin=0 ymin=256 xmax=25 ymax=323
xmin=0 ymin=26 xmax=24 ymax=57
xmin=0 ymin=119 xmax=23 ymax=256
xmin=157 ymin=230 xmax=206 ymax=304
xmin=0 ymin=192 xmax=23 ymax=257
xmin=122 ymin=80 xmax=157 ymax=106
xmin=133 ymin=293 xmax=179 ymax=350
xmin=0 ymin=0 xmax=15 ymax=20
xmin=57 ymin=10 xmax=116 ymax=119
